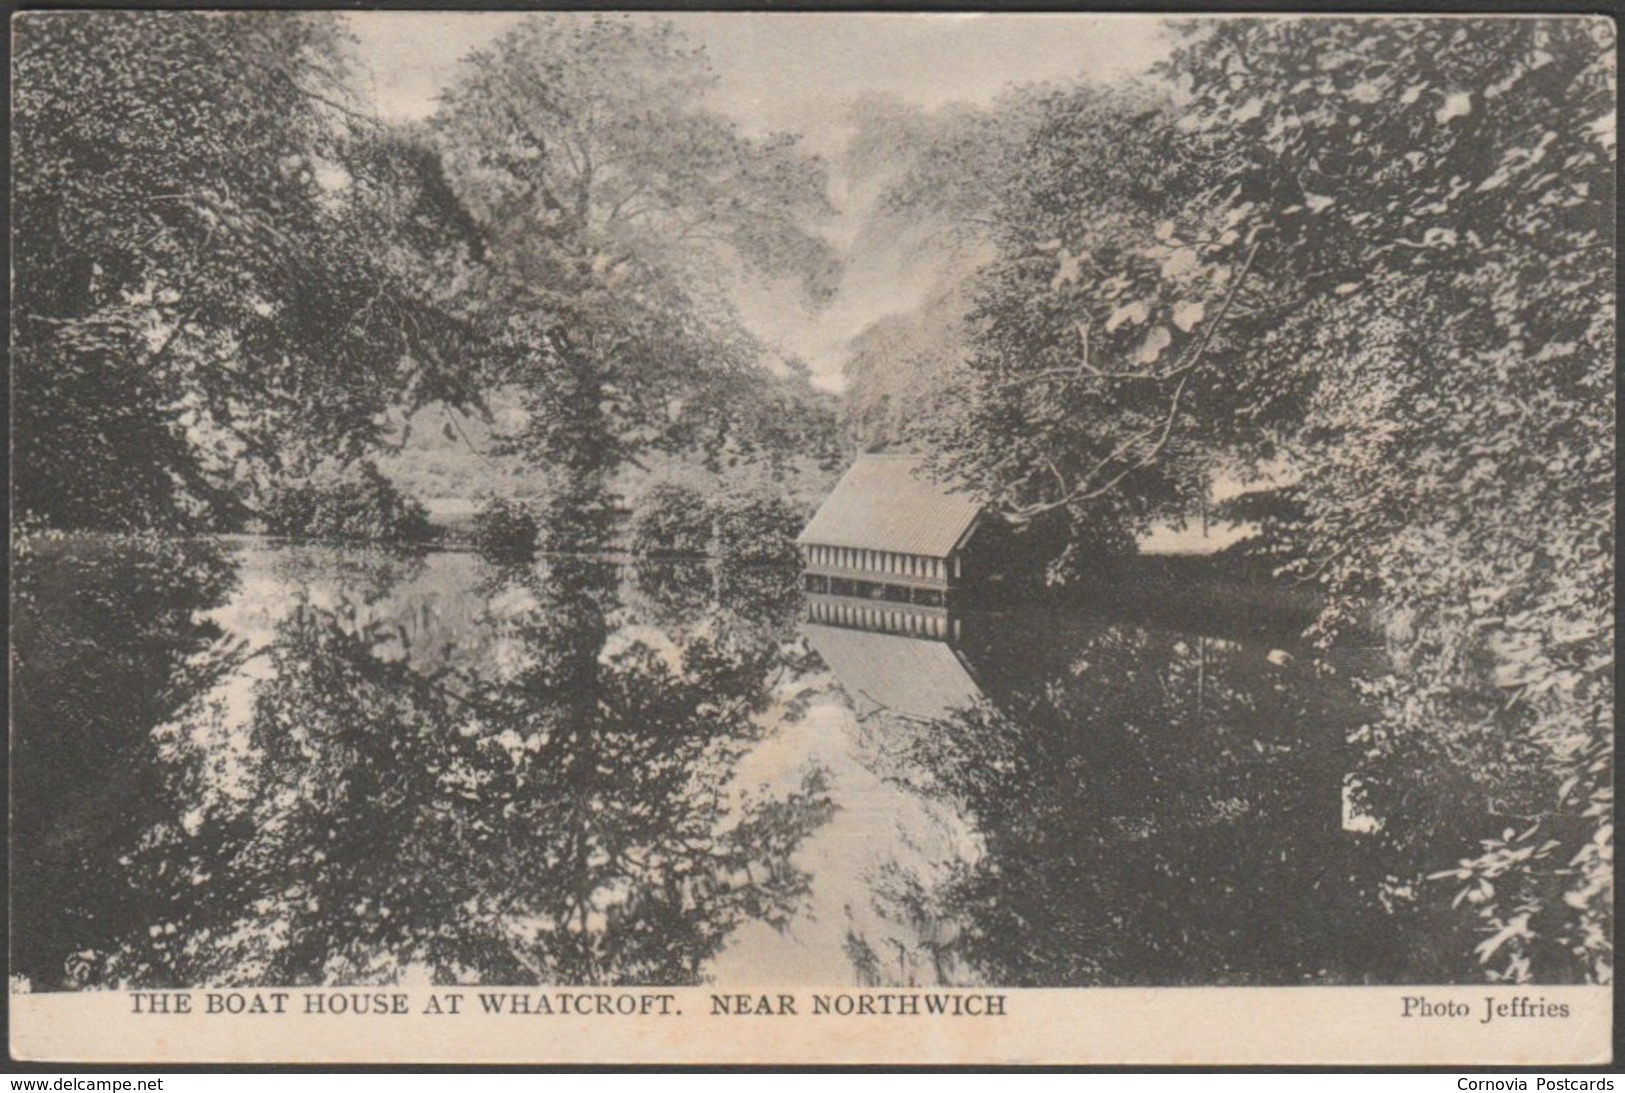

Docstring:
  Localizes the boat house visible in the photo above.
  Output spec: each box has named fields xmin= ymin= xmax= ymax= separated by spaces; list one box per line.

xmin=797 ymin=453 xmax=986 ymax=637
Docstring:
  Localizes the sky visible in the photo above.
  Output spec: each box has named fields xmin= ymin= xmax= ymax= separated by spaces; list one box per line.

xmin=344 ymin=12 xmax=1174 ymax=389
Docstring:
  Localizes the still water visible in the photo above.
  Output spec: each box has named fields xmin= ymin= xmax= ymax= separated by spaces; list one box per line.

xmin=12 ymin=536 xmax=1446 ymax=991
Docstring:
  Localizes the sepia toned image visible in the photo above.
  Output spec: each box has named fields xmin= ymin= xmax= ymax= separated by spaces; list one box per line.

xmin=8 ymin=9 xmax=1614 ymax=1066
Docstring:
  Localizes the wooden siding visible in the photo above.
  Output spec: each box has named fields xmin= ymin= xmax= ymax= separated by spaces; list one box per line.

xmin=801 ymin=544 xmax=950 ymax=588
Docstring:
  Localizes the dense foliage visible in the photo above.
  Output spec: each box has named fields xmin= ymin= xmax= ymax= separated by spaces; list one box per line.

xmin=629 ymin=483 xmax=715 ymax=558
xmin=13 ymin=12 xmax=840 ymax=536
xmin=629 ymin=482 xmax=806 ymax=565
xmin=11 ymin=12 xmax=1611 ymax=988
xmin=850 ymin=619 xmax=1434 ymax=986
xmin=903 ymin=18 xmax=1613 ymax=982
xmin=712 ymin=493 xmax=807 ymax=568
xmin=11 ymin=535 xmax=242 ymax=989
xmin=12 ymin=13 xmax=483 ymax=532
xmin=833 ymin=91 xmax=1049 ymax=453
xmin=260 ymin=462 xmax=436 ymax=544
xmin=469 ymin=496 xmax=541 ymax=562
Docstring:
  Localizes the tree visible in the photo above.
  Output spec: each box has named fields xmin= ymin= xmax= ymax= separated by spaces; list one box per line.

xmin=928 ymin=17 xmax=1613 ymax=981
xmin=1164 ymin=16 xmax=1613 ymax=984
xmin=837 ymin=84 xmax=1243 ymax=567
xmin=430 ymin=15 xmax=841 ymax=523
xmin=12 ymin=12 xmax=485 ymax=531
xmin=840 ymin=274 xmax=978 ymax=452
xmin=917 ymin=81 xmax=1256 ymax=572
xmin=835 ymin=91 xmax=1047 ymax=452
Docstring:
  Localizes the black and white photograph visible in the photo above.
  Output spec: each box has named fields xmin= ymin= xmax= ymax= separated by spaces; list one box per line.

xmin=8 ymin=9 xmax=1614 ymax=1065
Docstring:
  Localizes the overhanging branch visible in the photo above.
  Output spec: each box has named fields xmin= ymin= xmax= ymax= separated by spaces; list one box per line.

xmin=1003 ymin=238 xmax=1265 ymax=523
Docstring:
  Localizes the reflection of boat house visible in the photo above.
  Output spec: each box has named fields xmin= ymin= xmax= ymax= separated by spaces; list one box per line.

xmin=802 ymin=622 xmax=984 ymax=721
xmin=797 ymin=454 xmax=983 ymax=638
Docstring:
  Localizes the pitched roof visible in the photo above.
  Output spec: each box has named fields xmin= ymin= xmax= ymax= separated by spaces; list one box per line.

xmin=796 ymin=454 xmax=982 ymax=558
xmin=803 ymin=623 xmax=983 ymax=721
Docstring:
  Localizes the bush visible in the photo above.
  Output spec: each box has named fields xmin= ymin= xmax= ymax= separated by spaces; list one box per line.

xmin=630 ymin=482 xmax=714 ymax=557
xmin=713 ymin=493 xmax=805 ymax=566
xmin=470 ymin=496 xmax=540 ymax=562
xmin=261 ymin=462 xmax=435 ymax=544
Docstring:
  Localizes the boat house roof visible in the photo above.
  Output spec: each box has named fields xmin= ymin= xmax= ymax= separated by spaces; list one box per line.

xmin=796 ymin=454 xmax=982 ymax=558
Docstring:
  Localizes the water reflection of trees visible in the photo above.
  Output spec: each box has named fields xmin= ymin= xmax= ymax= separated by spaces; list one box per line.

xmin=635 ymin=559 xmax=830 ymax=733
xmin=11 ymin=535 xmax=243 ymax=990
xmin=15 ymin=531 xmax=832 ymax=989
xmin=849 ymin=617 xmax=1448 ymax=986
xmin=631 ymin=559 xmax=803 ymax=644
xmin=264 ymin=544 xmax=430 ymax=607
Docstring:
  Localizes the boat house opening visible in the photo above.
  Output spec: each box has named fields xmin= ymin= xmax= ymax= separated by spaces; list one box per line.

xmin=797 ymin=453 xmax=985 ymax=636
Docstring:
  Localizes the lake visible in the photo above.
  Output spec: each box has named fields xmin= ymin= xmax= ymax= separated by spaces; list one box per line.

xmin=11 ymin=535 xmax=1464 ymax=991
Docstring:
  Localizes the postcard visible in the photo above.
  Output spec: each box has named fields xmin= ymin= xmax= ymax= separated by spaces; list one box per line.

xmin=9 ymin=9 xmax=1613 ymax=1066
